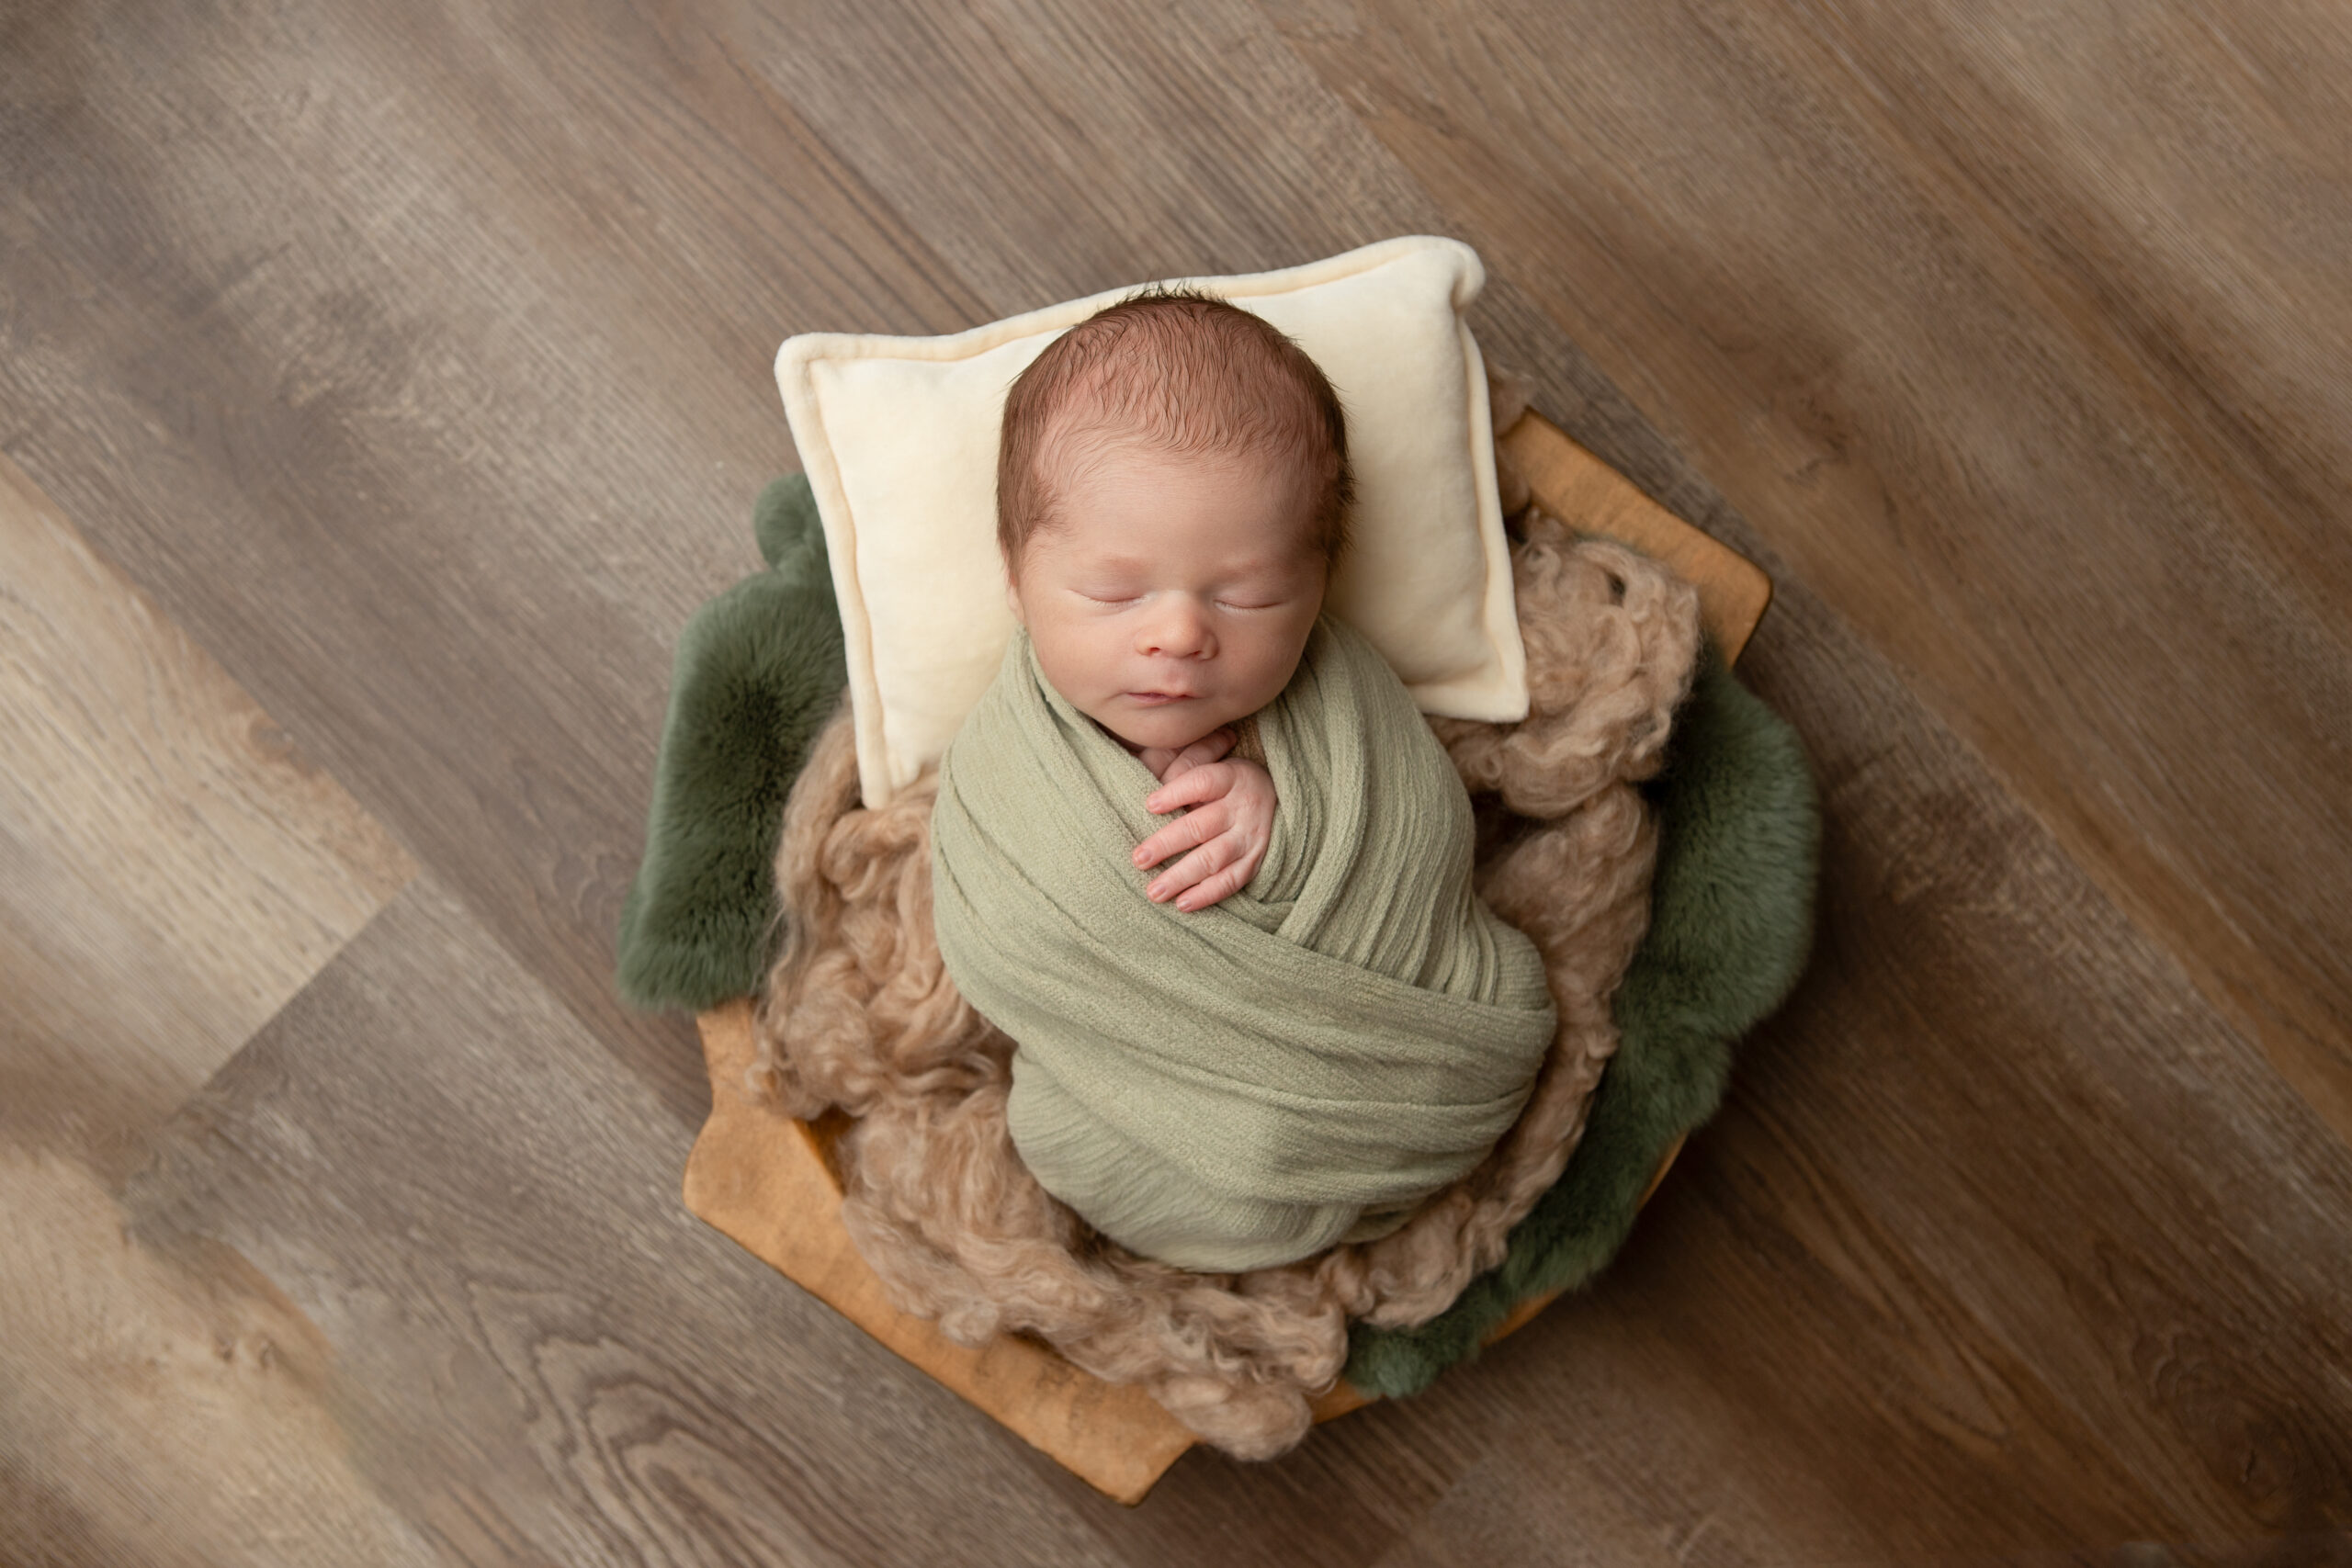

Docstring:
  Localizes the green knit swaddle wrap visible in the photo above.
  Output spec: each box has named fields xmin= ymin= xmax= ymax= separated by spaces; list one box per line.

xmin=931 ymin=616 xmax=1558 ymax=1272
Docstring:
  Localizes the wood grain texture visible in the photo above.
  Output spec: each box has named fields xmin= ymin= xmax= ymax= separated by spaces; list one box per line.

xmin=0 ymin=0 xmax=989 ymax=1124
xmin=126 ymin=878 xmax=1136 ymax=1568
xmin=0 ymin=454 xmax=414 ymax=1180
xmin=4 ymin=0 xmax=2348 ymax=1558
xmin=0 ymin=1147 xmax=440 ymax=1568
xmin=0 ymin=458 xmax=424 ymax=1565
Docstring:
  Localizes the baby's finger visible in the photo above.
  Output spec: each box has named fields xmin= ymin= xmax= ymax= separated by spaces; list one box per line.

xmin=1178 ymin=728 xmax=1236 ymax=768
xmin=1173 ymin=856 xmax=1258 ymax=911
xmin=1148 ymin=833 xmax=1241 ymax=906
xmin=1159 ymin=733 xmax=1227 ymax=784
xmin=1143 ymin=761 xmax=1233 ymax=816
xmin=1131 ymin=801 xmax=1229 ymax=869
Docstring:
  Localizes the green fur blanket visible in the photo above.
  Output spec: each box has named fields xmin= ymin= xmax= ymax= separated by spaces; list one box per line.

xmin=618 ymin=474 xmax=1819 ymax=1399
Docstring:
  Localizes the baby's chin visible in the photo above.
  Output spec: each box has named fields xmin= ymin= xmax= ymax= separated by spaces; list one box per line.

xmin=1088 ymin=698 xmax=1238 ymax=754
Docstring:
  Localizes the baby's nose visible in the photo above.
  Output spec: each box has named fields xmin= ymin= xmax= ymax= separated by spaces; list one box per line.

xmin=1138 ymin=597 xmax=1216 ymax=659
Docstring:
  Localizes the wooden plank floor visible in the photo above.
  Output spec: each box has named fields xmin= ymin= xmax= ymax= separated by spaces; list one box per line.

xmin=3 ymin=1 xmax=2347 ymax=1562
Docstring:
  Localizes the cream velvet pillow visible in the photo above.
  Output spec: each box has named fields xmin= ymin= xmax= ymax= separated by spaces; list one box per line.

xmin=775 ymin=235 xmax=1527 ymax=807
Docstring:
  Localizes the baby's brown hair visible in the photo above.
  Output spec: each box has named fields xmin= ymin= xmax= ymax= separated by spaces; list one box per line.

xmin=996 ymin=288 xmax=1353 ymax=570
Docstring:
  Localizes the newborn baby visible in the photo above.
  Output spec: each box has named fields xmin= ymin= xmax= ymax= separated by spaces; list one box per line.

xmin=994 ymin=289 xmax=1340 ymax=912
xmin=930 ymin=290 xmax=1557 ymax=1271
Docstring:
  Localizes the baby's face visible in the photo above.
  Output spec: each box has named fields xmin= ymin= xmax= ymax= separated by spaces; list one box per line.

xmin=1006 ymin=441 xmax=1327 ymax=751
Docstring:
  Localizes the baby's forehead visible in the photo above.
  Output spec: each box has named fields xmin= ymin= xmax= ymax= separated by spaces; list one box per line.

xmin=1026 ymin=451 xmax=1321 ymax=576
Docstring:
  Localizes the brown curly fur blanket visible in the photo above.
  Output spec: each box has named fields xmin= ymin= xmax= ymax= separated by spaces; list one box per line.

xmin=750 ymin=493 xmax=1701 ymax=1460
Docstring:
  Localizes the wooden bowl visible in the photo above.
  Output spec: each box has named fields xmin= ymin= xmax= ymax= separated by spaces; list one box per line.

xmin=682 ymin=411 xmax=1770 ymax=1504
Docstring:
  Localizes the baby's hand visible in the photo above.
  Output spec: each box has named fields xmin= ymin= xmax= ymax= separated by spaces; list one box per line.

xmin=1133 ymin=754 xmax=1277 ymax=912
xmin=1135 ymin=728 xmax=1235 ymax=784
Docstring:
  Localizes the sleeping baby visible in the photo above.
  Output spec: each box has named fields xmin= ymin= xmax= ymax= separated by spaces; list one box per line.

xmin=929 ymin=290 xmax=1557 ymax=1272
